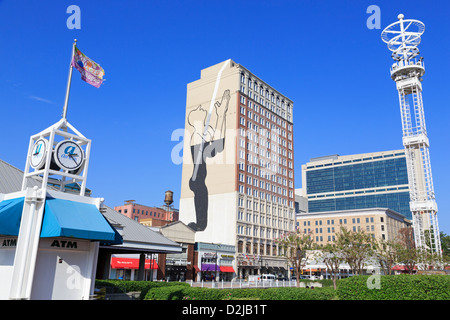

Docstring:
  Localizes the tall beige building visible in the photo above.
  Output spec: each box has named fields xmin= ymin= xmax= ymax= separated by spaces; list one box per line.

xmin=297 ymin=208 xmax=411 ymax=246
xmin=179 ymin=60 xmax=295 ymax=278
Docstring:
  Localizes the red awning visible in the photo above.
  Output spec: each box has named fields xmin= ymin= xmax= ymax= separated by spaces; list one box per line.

xmin=220 ymin=266 xmax=235 ymax=273
xmin=392 ymin=265 xmax=417 ymax=271
xmin=303 ymin=269 xmax=319 ymax=272
xmin=111 ymin=257 xmax=158 ymax=270
xmin=193 ymin=265 xmax=200 ymax=272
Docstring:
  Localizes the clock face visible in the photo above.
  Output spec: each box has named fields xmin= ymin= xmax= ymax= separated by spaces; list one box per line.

xmin=53 ymin=140 xmax=85 ymax=171
xmin=30 ymin=139 xmax=47 ymax=169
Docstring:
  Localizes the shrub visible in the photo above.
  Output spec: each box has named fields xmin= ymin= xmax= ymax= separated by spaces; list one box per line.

xmin=95 ymin=280 xmax=190 ymax=300
xmin=143 ymin=285 xmax=336 ymax=300
xmin=145 ymin=287 xmax=235 ymax=300
xmin=259 ymin=287 xmax=336 ymax=300
xmin=145 ymin=285 xmax=189 ymax=300
xmin=222 ymin=288 xmax=266 ymax=300
xmin=336 ymin=275 xmax=450 ymax=300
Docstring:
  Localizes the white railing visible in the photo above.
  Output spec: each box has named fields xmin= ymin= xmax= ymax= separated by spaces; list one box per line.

xmin=189 ymin=279 xmax=321 ymax=289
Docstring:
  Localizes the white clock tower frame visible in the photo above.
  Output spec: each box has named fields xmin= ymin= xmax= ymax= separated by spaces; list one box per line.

xmin=22 ymin=118 xmax=91 ymax=196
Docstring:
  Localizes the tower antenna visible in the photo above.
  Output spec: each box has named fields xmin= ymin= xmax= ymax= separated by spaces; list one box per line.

xmin=381 ymin=14 xmax=441 ymax=254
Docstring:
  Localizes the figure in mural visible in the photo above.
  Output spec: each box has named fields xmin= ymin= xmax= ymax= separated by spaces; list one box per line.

xmin=187 ymin=89 xmax=230 ymax=231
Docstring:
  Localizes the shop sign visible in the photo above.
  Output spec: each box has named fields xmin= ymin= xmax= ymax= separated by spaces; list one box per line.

xmin=51 ymin=239 xmax=78 ymax=249
xmin=1 ymin=238 xmax=17 ymax=248
xmin=202 ymin=252 xmax=217 ymax=258
xmin=38 ymin=238 xmax=89 ymax=251
xmin=167 ymin=259 xmax=189 ymax=266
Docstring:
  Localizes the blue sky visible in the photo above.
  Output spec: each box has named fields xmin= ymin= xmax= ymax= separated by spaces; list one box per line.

xmin=1 ymin=0 xmax=449 ymax=234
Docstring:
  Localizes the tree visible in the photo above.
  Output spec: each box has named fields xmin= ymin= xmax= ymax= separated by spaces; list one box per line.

xmin=440 ymin=232 xmax=450 ymax=268
xmin=335 ymin=226 xmax=376 ymax=275
xmin=276 ymin=229 xmax=315 ymax=287
xmin=416 ymin=247 xmax=443 ymax=271
xmin=441 ymin=232 xmax=450 ymax=257
xmin=321 ymin=242 xmax=344 ymax=290
xmin=396 ymin=227 xmax=417 ymax=274
xmin=374 ymin=239 xmax=399 ymax=275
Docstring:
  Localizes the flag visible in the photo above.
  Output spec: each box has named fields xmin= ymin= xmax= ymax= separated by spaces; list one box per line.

xmin=71 ymin=47 xmax=105 ymax=88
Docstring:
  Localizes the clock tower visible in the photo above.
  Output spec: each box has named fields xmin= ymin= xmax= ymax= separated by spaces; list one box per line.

xmin=22 ymin=118 xmax=91 ymax=195
xmin=0 ymin=40 xmax=117 ymax=300
xmin=0 ymin=118 xmax=118 ymax=300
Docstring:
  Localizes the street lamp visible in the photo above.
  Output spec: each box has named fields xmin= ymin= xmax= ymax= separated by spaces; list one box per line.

xmin=215 ymin=247 xmax=218 ymax=282
xmin=212 ymin=242 xmax=220 ymax=282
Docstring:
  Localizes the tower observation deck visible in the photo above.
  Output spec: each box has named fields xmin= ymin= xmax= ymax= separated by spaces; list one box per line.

xmin=381 ymin=14 xmax=441 ymax=254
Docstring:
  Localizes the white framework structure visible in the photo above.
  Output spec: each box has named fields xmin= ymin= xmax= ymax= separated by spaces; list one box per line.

xmin=22 ymin=118 xmax=91 ymax=196
xmin=381 ymin=14 xmax=441 ymax=254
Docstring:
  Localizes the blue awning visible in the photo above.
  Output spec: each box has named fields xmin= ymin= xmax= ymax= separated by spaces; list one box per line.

xmin=41 ymin=198 xmax=117 ymax=242
xmin=0 ymin=197 xmax=25 ymax=236
xmin=0 ymin=197 xmax=121 ymax=243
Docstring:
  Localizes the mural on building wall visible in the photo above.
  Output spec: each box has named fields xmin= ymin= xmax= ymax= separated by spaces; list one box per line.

xmin=187 ymin=89 xmax=230 ymax=231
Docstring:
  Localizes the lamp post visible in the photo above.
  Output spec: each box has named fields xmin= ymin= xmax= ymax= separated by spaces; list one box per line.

xmin=215 ymin=247 xmax=218 ymax=282
xmin=212 ymin=242 xmax=220 ymax=282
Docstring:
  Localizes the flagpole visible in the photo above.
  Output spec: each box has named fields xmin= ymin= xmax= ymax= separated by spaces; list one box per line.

xmin=62 ymin=39 xmax=77 ymax=120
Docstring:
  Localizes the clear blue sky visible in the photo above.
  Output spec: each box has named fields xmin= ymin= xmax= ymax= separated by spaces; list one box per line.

xmin=1 ymin=0 xmax=449 ymax=234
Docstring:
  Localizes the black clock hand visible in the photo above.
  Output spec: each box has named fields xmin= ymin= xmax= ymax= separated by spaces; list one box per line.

xmin=68 ymin=153 xmax=80 ymax=164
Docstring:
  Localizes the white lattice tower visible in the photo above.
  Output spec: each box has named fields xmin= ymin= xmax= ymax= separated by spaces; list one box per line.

xmin=381 ymin=14 xmax=441 ymax=254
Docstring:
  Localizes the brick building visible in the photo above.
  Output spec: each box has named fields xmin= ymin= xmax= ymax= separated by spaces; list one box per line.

xmin=114 ymin=199 xmax=179 ymax=224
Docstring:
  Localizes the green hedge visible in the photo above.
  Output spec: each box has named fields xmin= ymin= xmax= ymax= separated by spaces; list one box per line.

xmin=99 ymin=276 xmax=450 ymax=300
xmin=259 ymin=287 xmax=336 ymax=300
xmin=143 ymin=286 xmax=336 ymax=300
xmin=144 ymin=286 xmax=261 ymax=300
xmin=95 ymin=280 xmax=190 ymax=299
xmin=336 ymin=275 xmax=450 ymax=300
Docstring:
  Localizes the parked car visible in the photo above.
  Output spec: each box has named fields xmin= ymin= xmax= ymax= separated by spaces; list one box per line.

xmin=300 ymin=275 xmax=317 ymax=280
xmin=248 ymin=275 xmax=260 ymax=283
xmin=260 ymin=274 xmax=276 ymax=283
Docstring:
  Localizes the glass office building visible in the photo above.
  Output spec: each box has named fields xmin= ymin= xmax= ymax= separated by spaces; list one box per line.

xmin=301 ymin=150 xmax=412 ymax=220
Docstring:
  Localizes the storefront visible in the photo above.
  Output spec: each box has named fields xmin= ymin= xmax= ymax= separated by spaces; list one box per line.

xmin=196 ymin=242 xmax=236 ymax=282
xmin=201 ymin=262 xmax=219 ymax=281
xmin=165 ymin=258 xmax=188 ymax=281
xmin=237 ymin=255 xmax=288 ymax=280
xmin=219 ymin=266 xmax=235 ymax=281
xmin=109 ymin=255 xmax=158 ymax=281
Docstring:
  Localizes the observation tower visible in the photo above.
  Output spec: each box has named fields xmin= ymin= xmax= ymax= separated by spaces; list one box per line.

xmin=381 ymin=14 xmax=441 ymax=254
